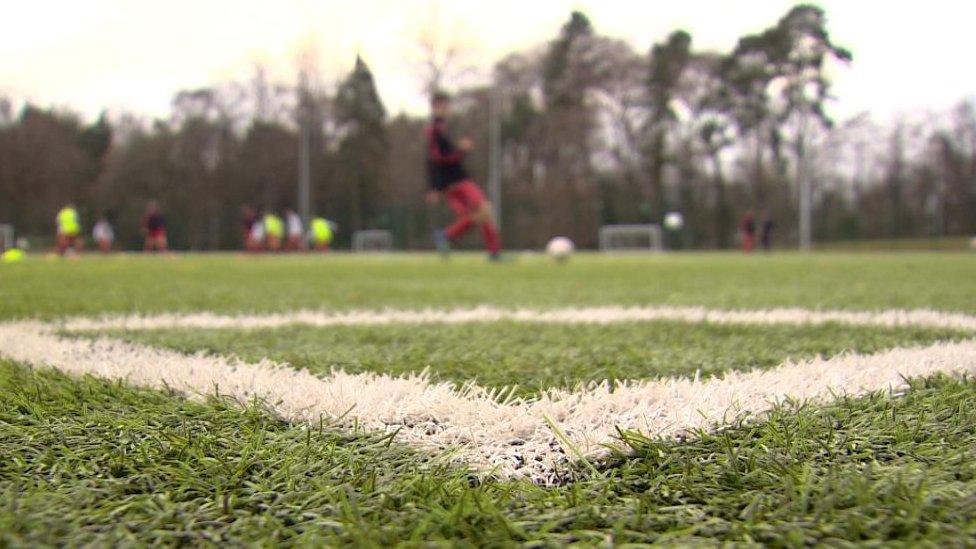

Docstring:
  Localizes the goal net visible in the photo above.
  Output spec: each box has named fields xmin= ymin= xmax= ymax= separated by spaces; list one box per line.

xmin=352 ymin=230 xmax=394 ymax=253
xmin=599 ymin=224 xmax=664 ymax=252
xmin=0 ymin=224 xmax=13 ymax=252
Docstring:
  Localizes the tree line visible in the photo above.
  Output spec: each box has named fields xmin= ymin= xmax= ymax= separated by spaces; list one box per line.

xmin=1 ymin=4 xmax=973 ymax=251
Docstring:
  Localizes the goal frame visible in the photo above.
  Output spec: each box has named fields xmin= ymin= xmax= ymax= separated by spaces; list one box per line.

xmin=0 ymin=224 xmax=13 ymax=252
xmin=598 ymin=224 xmax=664 ymax=253
xmin=351 ymin=230 xmax=394 ymax=253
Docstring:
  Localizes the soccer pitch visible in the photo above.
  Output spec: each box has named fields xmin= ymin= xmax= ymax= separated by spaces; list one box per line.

xmin=2 ymin=252 xmax=976 ymax=545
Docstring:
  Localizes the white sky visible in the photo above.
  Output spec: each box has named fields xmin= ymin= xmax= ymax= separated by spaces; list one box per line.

xmin=2 ymin=0 xmax=974 ymax=122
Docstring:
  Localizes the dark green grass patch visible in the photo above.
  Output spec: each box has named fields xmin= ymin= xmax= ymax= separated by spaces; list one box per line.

xmin=0 ymin=359 xmax=523 ymax=546
xmin=2 ymin=360 xmax=976 ymax=546
xmin=101 ymin=321 xmax=967 ymax=395
xmin=516 ymin=374 xmax=976 ymax=545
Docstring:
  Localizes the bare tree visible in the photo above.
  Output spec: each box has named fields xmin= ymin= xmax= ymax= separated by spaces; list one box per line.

xmin=411 ymin=2 xmax=481 ymax=95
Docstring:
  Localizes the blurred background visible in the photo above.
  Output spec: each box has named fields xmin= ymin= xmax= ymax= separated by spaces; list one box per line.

xmin=1 ymin=0 xmax=974 ymax=251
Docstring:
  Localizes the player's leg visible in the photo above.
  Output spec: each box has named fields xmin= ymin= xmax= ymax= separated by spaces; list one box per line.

xmin=61 ymin=234 xmax=81 ymax=256
xmin=443 ymin=186 xmax=474 ymax=241
xmin=477 ymin=207 xmax=501 ymax=256
xmin=470 ymin=199 xmax=501 ymax=255
xmin=158 ymin=231 xmax=169 ymax=253
xmin=457 ymin=181 xmax=501 ymax=255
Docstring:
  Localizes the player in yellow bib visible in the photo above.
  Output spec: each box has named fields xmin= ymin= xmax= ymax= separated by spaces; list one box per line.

xmin=56 ymin=203 xmax=83 ymax=256
xmin=310 ymin=217 xmax=334 ymax=252
xmin=263 ymin=211 xmax=284 ymax=252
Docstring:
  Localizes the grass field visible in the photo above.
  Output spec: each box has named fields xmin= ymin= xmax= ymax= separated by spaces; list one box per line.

xmin=2 ymin=252 xmax=976 ymax=545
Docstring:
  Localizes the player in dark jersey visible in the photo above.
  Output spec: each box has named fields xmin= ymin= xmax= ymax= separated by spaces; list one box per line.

xmin=240 ymin=205 xmax=263 ymax=252
xmin=425 ymin=92 xmax=502 ymax=260
xmin=141 ymin=200 xmax=168 ymax=253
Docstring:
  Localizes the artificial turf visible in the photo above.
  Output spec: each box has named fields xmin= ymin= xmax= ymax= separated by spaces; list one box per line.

xmin=0 ymin=252 xmax=975 ymax=320
xmin=2 ymin=251 xmax=976 ymax=546
xmin=100 ymin=321 xmax=967 ymax=395
xmin=2 ymin=361 xmax=975 ymax=546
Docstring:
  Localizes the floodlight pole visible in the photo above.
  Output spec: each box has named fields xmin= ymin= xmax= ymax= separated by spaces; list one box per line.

xmin=488 ymin=86 xmax=502 ymax=233
xmin=797 ymin=103 xmax=812 ymax=251
xmin=298 ymin=102 xmax=311 ymax=226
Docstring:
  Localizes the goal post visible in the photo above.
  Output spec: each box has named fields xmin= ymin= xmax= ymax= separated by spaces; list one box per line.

xmin=599 ymin=224 xmax=664 ymax=253
xmin=352 ymin=230 xmax=394 ymax=253
xmin=0 ymin=224 xmax=13 ymax=252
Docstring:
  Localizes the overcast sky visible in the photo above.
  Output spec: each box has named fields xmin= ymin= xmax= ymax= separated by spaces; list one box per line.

xmin=2 ymin=0 xmax=974 ymax=122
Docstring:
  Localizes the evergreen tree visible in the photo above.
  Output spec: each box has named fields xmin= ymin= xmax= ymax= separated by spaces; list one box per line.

xmin=335 ymin=56 xmax=389 ymax=233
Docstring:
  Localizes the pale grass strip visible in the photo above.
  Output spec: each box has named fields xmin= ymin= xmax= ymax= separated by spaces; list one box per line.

xmin=3 ymin=320 xmax=976 ymax=483
xmin=55 ymin=306 xmax=976 ymax=333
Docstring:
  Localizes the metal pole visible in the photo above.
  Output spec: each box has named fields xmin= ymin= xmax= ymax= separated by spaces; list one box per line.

xmin=936 ymin=139 xmax=947 ymax=237
xmin=797 ymin=104 xmax=812 ymax=251
xmin=488 ymin=87 xmax=502 ymax=232
xmin=298 ymin=102 xmax=311 ymax=226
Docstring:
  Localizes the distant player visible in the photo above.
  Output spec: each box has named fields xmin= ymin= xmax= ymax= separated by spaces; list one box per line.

xmin=92 ymin=213 xmax=114 ymax=253
xmin=263 ymin=210 xmax=284 ymax=252
xmin=760 ymin=215 xmax=774 ymax=252
xmin=56 ymin=203 xmax=83 ymax=256
xmin=285 ymin=208 xmax=304 ymax=251
xmin=309 ymin=217 xmax=334 ymax=252
xmin=250 ymin=218 xmax=265 ymax=251
xmin=141 ymin=201 xmax=168 ymax=253
xmin=425 ymin=92 xmax=502 ymax=260
xmin=740 ymin=210 xmax=756 ymax=254
xmin=241 ymin=205 xmax=262 ymax=252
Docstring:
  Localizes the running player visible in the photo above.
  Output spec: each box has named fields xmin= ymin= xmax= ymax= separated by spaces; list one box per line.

xmin=141 ymin=201 xmax=168 ymax=253
xmin=55 ymin=203 xmax=83 ymax=256
xmin=425 ymin=92 xmax=502 ymax=260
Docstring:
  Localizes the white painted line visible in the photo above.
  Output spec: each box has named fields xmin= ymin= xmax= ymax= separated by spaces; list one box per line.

xmin=55 ymin=306 xmax=976 ymax=333
xmin=3 ymin=306 xmax=976 ymax=483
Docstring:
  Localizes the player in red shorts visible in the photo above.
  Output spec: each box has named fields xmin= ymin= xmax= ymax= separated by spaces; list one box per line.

xmin=740 ymin=210 xmax=756 ymax=254
xmin=141 ymin=201 xmax=168 ymax=253
xmin=425 ymin=92 xmax=502 ymax=260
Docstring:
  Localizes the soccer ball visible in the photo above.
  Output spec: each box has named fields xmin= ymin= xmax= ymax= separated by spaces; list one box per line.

xmin=546 ymin=236 xmax=574 ymax=262
xmin=664 ymin=211 xmax=684 ymax=231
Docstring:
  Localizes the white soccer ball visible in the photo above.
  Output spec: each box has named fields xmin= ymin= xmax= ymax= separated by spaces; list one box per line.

xmin=664 ymin=211 xmax=684 ymax=231
xmin=546 ymin=236 xmax=574 ymax=262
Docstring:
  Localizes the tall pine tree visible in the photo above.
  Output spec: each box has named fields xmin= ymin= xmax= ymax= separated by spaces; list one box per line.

xmin=335 ymin=56 xmax=388 ymax=233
